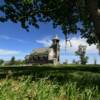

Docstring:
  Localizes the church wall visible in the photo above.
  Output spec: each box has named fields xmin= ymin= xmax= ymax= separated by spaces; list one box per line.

xmin=25 ymin=54 xmax=53 ymax=64
xmin=48 ymin=48 xmax=55 ymax=60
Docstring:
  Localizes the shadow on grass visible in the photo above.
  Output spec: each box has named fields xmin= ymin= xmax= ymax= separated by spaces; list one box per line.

xmin=0 ymin=66 xmax=100 ymax=90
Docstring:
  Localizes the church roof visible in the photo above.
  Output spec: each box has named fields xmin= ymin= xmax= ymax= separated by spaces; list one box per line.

xmin=32 ymin=48 xmax=50 ymax=55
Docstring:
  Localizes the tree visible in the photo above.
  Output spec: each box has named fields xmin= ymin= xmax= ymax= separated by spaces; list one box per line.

xmin=9 ymin=56 xmax=16 ymax=65
xmin=96 ymin=43 xmax=100 ymax=54
xmin=0 ymin=59 xmax=4 ymax=65
xmin=63 ymin=59 xmax=68 ymax=64
xmin=94 ymin=58 xmax=97 ymax=65
xmin=75 ymin=45 xmax=88 ymax=65
xmin=0 ymin=0 xmax=100 ymax=45
xmin=15 ymin=60 xmax=23 ymax=65
xmin=72 ymin=59 xmax=76 ymax=64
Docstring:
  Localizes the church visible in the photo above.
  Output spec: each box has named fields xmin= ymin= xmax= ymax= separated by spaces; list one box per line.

xmin=25 ymin=35 xmax=60 ymax=65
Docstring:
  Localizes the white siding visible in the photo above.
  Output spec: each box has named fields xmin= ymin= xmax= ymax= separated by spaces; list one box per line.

xmin=48 ymin=48 xmax=54 ymax=60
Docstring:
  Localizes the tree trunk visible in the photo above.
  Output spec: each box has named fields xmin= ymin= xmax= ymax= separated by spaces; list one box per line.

xmin=87 ymin=0 xmax=100 ymax=42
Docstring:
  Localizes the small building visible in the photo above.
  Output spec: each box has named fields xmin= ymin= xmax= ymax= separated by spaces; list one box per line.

xmin=25 ymin=35 xmax=60 ymax=65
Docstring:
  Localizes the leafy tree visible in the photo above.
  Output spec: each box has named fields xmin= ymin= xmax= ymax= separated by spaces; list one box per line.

xmin=63 ymin=59 xmax=68 ymax=64
xmin=96 ymin=43 xmax=100 ymax=54
xmin=0 ymin=0 xmax=100 ymax=46
xmin=0 ymin=59 xmax=4 ymax=65
xmin=9 ymin=56 xmax=16 ymax=65
xmin=15 ymin=60 xmax=22 ymax=65
xmin=94 ymin=58 xmax=97 ymax=65
xmin=75 ymin=45 xmax=88 ymax=65
xmin=72 ymin=59 xmax=76 ymax=64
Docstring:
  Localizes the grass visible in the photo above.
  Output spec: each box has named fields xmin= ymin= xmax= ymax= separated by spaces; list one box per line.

xmin=0 ymin=64 xmax=100 ymax=100
xmin=0 ymin=64 xmax=100 ymax=80
xmin=0 ymin=75 xmax=100 ymax=100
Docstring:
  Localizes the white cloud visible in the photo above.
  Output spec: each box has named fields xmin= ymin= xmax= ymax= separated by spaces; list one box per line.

xmin=36 ymin=39 xmax=52 ymax=47
xmin=0 ymin=35 xmax=11 ymax=40
xmin=0 ymin=35 xmax=31 ymax=44
xmin=36 ymin=35 xmax=52 ymax=47
xmin=61 ymin=38 xmax=98 ymax=54
xmin=36 ymin=37 xmax=99 ymax=54
xmin=0 ymin=49 xmax=20 ymax=55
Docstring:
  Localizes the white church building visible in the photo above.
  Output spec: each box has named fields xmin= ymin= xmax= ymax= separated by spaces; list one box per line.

xmin=25 ymin=35 xmax=60 ymax=65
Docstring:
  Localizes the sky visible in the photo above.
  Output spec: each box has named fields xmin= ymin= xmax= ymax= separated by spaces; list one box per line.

xmin=0 ymin=19 xmax=100 ymax=64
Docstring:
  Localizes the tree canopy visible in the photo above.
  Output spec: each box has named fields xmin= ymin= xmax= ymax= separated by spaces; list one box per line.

xmin=0 ymin=0 xmax=100 ymax=44
xmin=75 ymin=45 xmax=88 ymax=65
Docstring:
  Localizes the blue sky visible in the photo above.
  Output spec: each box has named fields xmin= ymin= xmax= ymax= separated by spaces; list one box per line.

xmin=0 ymin=20 xmax=100 ymax=64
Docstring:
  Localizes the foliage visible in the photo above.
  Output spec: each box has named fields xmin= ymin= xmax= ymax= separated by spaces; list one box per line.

xmin=9 ymin=56 xmax=16 ymax=65
xmin=72 ymin=59 xmax=80 ymax=64
xmin=0 ymin=74 xmax=100 ymax=100
xmin=0 ymin=59 xmax=4 ymax=65
xmin=72 ymin=59 xmax=76 ymax=64
xmin=0 ymin=65 xmax=100 ymax=99
xmin=94 ymin=58 xmax=97 ymax=65
xmin=63 ymin=59 xmax=68 ymax=64
xmin=5 ymin=57 xmax=26 ymax=66
xmin=15 ymin=60 xmax=26 ymax=65
xmin=0 ymin=0 xmax=100 ymax=44
xmin=96 ymin=43 xmax=100 ymax=54
xmin=75 ymin=45 xmax=88 ymax=65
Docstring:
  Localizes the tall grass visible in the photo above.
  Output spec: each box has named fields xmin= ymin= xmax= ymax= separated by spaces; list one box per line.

xmin=0 ymin=65 xmax=100 ymax=100
xmin=0 ymin=75 xmax=100 ymax=100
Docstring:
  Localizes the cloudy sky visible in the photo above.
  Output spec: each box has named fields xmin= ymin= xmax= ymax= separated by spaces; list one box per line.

xmin=0 ymin=20 xmax=100 ymax=64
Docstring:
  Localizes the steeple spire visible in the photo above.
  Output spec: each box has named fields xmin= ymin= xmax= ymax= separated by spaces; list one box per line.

xmin=52 ymin=34 xmax=59 ymax=40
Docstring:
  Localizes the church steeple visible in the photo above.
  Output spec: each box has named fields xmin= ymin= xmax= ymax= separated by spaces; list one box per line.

xmin=52 ymin=34 xmax=59 ymax=45
xmin=52 ymin=34 xmax=60 ymax=64
xmin=53 ymin=34 xmax=59 ymax=40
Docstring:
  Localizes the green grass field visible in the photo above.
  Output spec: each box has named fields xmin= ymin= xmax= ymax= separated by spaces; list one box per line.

xmin=0 ymin=64 xmax=100 ymax=100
